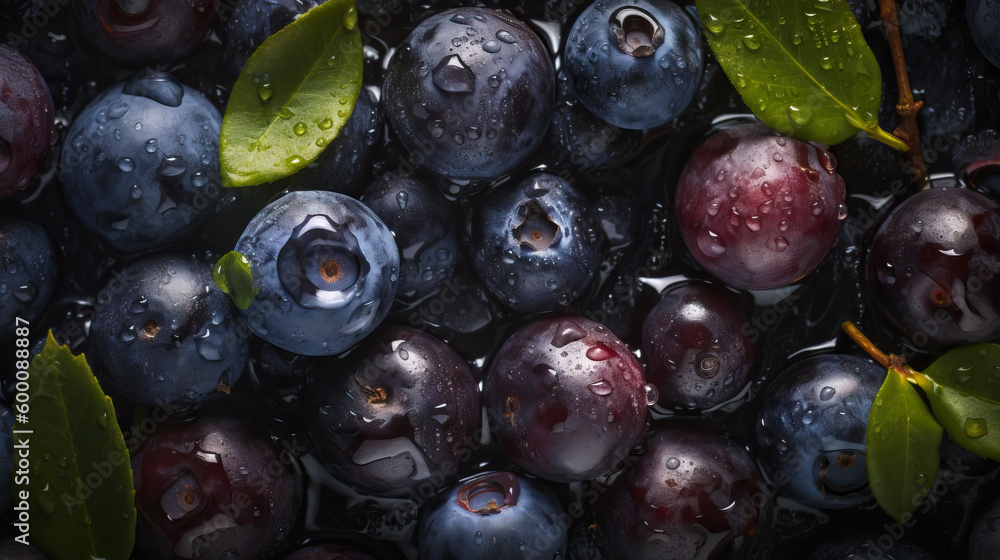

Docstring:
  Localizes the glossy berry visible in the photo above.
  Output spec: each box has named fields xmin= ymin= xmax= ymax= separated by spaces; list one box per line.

xmin=223 ymin=0 xmax=326 ymax=74
xmin=807 ymin=531 xmax=938 ymax=560
xmin=309 ymin=327 xmax=481 ymax=498
xmin=0 ymin=403 xmax=12 ymax=515
xmin=361 ymin=171 xmax=459 ymax=303
xmin=131 ymin=415 xmax=300 ymax=560
xmin=597 ymin=424 xmax=760 ymax=560
xmin=294 ymin=88 xmax=383 ymax=198
xmin=865 ymin=187 xmax=1000 ymax=347
xmin=60 ymin=69 xmax=223 ymax=255
xmin=564 ymin=0 xmax=703 ymax=130
xmin=953 ymin=129 xmax=1000 ymax=201
xmin=756 ymin=354 xmax=884 ymax=510
xmin=468 ymin=173 xmax=603 ymax=313
xmin=0 ymin=44 xmax=56 ymax=197
xmin=641 ymin=281 xmax=756 ymax=412
xmin=235 ymin=190 xmax=399 ymax=356
xmin=484 ymin=316 xmax=651 ymax=482
xmin=73 ymin=0 xmax=216 ymax=66
xmin=89 ymin=255 xmax=248 ymax=408
xmin=382 ymin=7 xmax=555 ymax=179
xmin=0 ymin=216 xmax=57 ymax=339
xmin=968 ymin=0 xmax=1000 ymax=69
xmin=419 ymin=471 xmax=567 ymax=560
xmin=675 ymin=123 xmax=847 ymax=290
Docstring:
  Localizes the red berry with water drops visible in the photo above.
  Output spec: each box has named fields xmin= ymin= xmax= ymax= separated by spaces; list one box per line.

xmin=484 ymin=316 xmax=653 ymax=482
xmin=675 ymin=123 xmax=847 ymax=290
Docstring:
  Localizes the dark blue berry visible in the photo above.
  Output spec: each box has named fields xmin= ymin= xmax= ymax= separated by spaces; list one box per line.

xmin=0 ymin=216 xmax=56 ymax=339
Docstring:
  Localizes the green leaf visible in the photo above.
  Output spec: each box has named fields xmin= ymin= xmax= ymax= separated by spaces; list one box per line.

xmin=220 ymin=0 xmax=363 ymax=187
xmin=214 ymin=250 xmax=258 ymax=309
xmin=17 ymin=332 xmax=135 ymax=560
xmin=916 ymin=344 xmax=1000 ymax=461
xmin=696 ymin=0 xmax=908 ymax=150
xmin=867 ymin=368 xmax=942 ymax=523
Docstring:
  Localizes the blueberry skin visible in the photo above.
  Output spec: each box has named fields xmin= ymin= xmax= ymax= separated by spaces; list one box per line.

xmin=756 ymin=354 xmax=885 ymax=510
xmin=484 ymin=317 xmax=649 ymax=482
xmin=968 ymin=0 xmax=1000 ymax=69
xmin=60 ymin=70 xmax=222 ymax=255
xmin=236 ymin=190 xmax=399 ymax=356
xmin=469 ymin=173 xmax=603 ymax=313
xmin=969 ymin=494 xmax=1000 ymax=559
xmin=383 ymin=7 xmax=556 ymax=180
xmin=309 ymin=327 xmax=481 ymax=498
xmin=361 ymin=171 xmax=459 ymax=302
xmin=419 ymin=471 xmax=567 ymax=560
xmin=0 ymin=403 xmax=13 ymax=515
xmin=89 ymin=255 xmax=248 ymax=408
xmin=0 ymin=216 xmax=57 ymax=339
xmin=294 ymin=88 xmax=383 ymax=198
xmin=564 ymin=0 xmax=703 ymax=130
xmin=0 ymin=44 xmax=57 ymax=197
xmin=223 ymin=0 xmax=327 ymax=75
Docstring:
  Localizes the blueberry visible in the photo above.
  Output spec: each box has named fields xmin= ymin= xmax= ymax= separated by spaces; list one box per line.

xmin=73 ymin=0 xmax=217 ymax=66
xmin=418 ymin=471 xmax=567 ymax=560
xmin=865 ymin=187 xmax=1000 ymax=347
xmin=468 ymin=173 xmax=603 ymax=313
xmin=60 ymin=69 xmax=223 ymax=255
xmin=223 ymin=0 xmax=327 ymax=75
xmin=361 ymin=171 xmax=460 ymax=303
xmin=0 ymin=44 xmax=57 ymax=198
xmin=235 ymin=190 xmax=399 ymax=356
xmin=969 ymin=493 xmax=1000 ymax=559
xmin=89 ymin=254 xmax=248 ymax=408
xmin=641 ymin=281 xmax=756 ymax=412
xmin=969 ymin=0 xmax=1000 ymax=69
xmin=131 ymin=415 xmax=300 ymax=560
xmin=0 ymin=216 xmax=57 ymax=339
xmin=563 ymin=0 xmax=703 ymax=130
xmin=0 ymin=402 xmax=12 ymax=515
xmin=484 ymin=316 xmax=651 ymax=482
xmin=756 ymin=354 xmax=885 ymax=510
xmin=308 ymin=326 xmax=481 ymax=497
xmin=953 ymin=129 xmax=1000 ymax=202
xmin=293 ymin=88 xmax=384 ymax=198
xmin=596 ymin=424 xmax=760 ymax=560
xmin=382 ymin=7 xmax=556 ymax=179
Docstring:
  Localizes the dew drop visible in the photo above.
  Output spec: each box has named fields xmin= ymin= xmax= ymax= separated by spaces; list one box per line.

xmin=774 ymin=236 xmax=789 ymax=252
xmin=788 ymin=104 xmax=814 ymax=127
xmin=482 ymin=40 xmax=501 ymax=53
xmin=117 ymin=157 xmax=135 ymax=172
xmin=293 ymin=122 xmax=307 ymax=136
xmin=819 ymin=386 xmax=836 ymax=401
xmin=666 ymin=457 xmax=681 ymax=470
xmin=586 ymin=343 xmax=616 ymax=361
xmin=475 ymin=531 xmax=484 ymax=545
xmin=257 ymin=83 xmax=273 ymax=102
xmin=742 ymin=34 xmax=761 ymax=49
xmin=587 ymin=379 xmax=613 ymax=396
xmin=496 ymin=30 xmax=517 ymax=43
xmin=965 ymin=417 xmax=988 ymax=438
xmin=644 ymin=383 xmax=659 ymax=405
xmin=396 ymin=191 xmax=408 ymax=210
xmin=145 ymin=139 xmax=158 ymax=153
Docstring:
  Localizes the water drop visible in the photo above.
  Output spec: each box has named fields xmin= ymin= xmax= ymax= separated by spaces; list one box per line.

xmin=820 ymin=57 xmax=834 ymax=70
xmin=915 ymin=473 xmax=928 ymax=486
xmin=588 ymin=379 xmax=613 ymax=396
xmin=342 ymin=5 xmax=357 ymax=29
xmin=586 ymin=343 xmax=616 ymax=361
xmin=496 ymin=30 xmax=517 ymax=43
xmin=774 ymin=236 xmax=789 ymax=252
xmin=157 ymin=155 xmax=186 ymax=177
xmin=666 ymin=457 xmax=681 ymax=470
xmin=644 ymin=384 xmax=659 ymax=405
xmin=551 ymin=319 xmax=586 ymax=348
xmin=820 ymin=386 xmax=836 ymax=401
xmin=482 ymin=40 xmax=501 ymax=53
xmin=742 ymin=34 xmax=761 ymax=49
xmin=475 ymin=531 xmax=484 ymax=545
xmin=108 ymin=102 xmax=129 ymax=120
xmin=705 ymin=15 xmax=725 ymax=35
xmin=97 ymin=412 xmax=109 ymax=428
xmin=432 ymin=54 xmax=477 ymax=93
xmin=117 ymin=157 xmax=135 ymax=172
xmin=788 ymin=104 xmax=814 ymax=126
xmin=257 ymin=83 xmax=273 ymax=102
xmin=13 ymin=283 xmax=36 ymax=303
xmin=965 ymin=417 xmax=988 ymax=438
xmin=396 ymin=191 xmax=408 ymax=210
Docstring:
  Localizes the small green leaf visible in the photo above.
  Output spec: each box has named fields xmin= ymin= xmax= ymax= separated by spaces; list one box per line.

xmin=867 ymin=368 xmax=942 ymax=523
xmin=696 ymin=0 xmax=908 ymax=150
xmin=214 ymin=251 xmax=258 ymax=309
xmin=917 ymin=344 xmax=1000 ymax=461
xmin=220 ymin=0 xmax=363 ymax=187
xmin=18 ymin=332 xmax=136 ymax=560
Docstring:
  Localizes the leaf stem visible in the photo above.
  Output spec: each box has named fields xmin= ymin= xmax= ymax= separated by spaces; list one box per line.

xmin=877 ymin=0 xmax=929 ymax=191
xmin=841 ymin=321 xmax=922 ymax=380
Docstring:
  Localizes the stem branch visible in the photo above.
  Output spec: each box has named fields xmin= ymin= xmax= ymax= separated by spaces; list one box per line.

xmin=841 ymin=322 xmax=922 ymax=380
xmin=877 ymin=0 xmax=929 ymax=191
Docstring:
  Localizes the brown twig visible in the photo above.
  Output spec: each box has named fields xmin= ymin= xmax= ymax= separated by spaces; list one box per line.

xmin=877 ymin=0 xmax=929 ymax=191
xmin=841 ymin=322 xmax=922 ymax=380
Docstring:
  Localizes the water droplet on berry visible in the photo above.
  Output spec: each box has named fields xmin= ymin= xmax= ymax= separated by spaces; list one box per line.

xmin=588 ymin=379 xmax=613 ymax=395
xmin=666 ymin=457 xmax=681 ymax=470
xmin=820 ymin=386 xmax=836 ymax=401
xmin=482 ymin=40 xmax=501 ymax=53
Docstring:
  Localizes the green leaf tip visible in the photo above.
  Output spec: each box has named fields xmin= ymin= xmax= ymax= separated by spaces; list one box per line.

xmin=214 ymin=250 xmax=258 ymax=310
xmin=697 ymin=0 xmax=903 ymax=150
xmin=220 ymin=0 xmax=363 ymax=187
xmin=920 ymin=344 xmax=1000 ymax=462
xmin=20 ymin=331 xmax=136 ymax=560
xmin=867 ymin=368 xmax=942 ymax=524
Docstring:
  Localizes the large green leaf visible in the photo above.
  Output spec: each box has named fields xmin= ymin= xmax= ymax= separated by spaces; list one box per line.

xmin=696 ymin=0 xmax=907 ymax=150
xmin=220 ymin=0 xmax=363 ymax=187
xmin=917 ymin=344 xmax=1000 ymax=461
xmin=18 ymin=332 xmax=135 ymax=560
xmin=867 ymin=369 xmax=942 ymax=523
